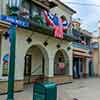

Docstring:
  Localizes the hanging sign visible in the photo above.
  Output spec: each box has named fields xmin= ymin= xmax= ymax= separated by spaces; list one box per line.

xmin=0 ymin=15 xmax=29 ymax=27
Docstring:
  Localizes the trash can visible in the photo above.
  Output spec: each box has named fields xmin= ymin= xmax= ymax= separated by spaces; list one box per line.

xmin=33 ymin=82 xmax=57 ymax=100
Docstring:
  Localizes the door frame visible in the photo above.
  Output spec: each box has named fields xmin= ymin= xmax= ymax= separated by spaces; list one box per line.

xmin=24 ymin=54 xmax=32 ymax=84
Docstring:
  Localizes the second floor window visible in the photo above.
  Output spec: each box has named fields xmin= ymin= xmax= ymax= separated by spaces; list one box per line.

xmin=19 ymin=0 xmax=44 ymax=20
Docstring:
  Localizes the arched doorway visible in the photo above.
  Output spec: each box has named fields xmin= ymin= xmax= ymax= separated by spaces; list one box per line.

xmin=24 ymin=45 xmax=49 ymax=84
xmin=54 ymin=49 xmax=69 ymax=76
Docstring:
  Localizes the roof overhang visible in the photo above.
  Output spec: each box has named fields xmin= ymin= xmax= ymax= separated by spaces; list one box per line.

xmin=80 ymin=29 xmax=93 ymax=38
xmin=53 ymin=0 xmax=76 ymax=14
xmin=32 ymin=0 xmax=58 ymax=10
xmin=0 ymin=20 xmax=10 ymax=33
xmin=73 ymin=51 xmax=92 ymax=58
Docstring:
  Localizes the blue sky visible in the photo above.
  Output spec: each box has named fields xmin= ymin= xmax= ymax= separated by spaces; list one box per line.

xmin=61 ymin=0 xmax=100 ymax=36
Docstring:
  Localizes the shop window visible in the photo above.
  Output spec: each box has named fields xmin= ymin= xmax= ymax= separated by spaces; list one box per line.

xmin=31 ymin=3 xmax=45 ymax=24
xmin=19 ymin=0 xmax=45 ymax=25
xmin=2 ymin=63 xmax=8 ymax=76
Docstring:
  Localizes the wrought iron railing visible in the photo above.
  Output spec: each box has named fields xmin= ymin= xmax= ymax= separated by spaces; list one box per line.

xmin=72 ymin=42 xmax=89 ymax=50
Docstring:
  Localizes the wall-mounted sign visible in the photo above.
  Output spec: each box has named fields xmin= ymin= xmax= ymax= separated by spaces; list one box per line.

xmin=0 ymin=15 xmax=29 ymax=27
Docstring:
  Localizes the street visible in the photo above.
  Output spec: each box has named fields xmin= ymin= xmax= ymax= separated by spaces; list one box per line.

xmin=1 ymin=78 xmax=100 ymax=100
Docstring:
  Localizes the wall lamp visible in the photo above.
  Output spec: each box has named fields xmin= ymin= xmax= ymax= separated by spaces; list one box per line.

xmin=3 ymin=32 xmax=9 ymax=40
xmin=26 ymin=37 xmax=32 ymax=44
xmin=56 ymin=44 xmax=61 ymax=48
xmin=43 ymin=41 xmax=48 ymax=47
xmin=43 ymin=37 xmax=50 ymax=47
xmin=26 ymin=32 xmax=34 ymax=44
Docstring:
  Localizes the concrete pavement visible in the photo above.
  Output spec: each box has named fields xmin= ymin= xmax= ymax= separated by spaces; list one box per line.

xmin=1 ymin=78 xmax=100 ymax=100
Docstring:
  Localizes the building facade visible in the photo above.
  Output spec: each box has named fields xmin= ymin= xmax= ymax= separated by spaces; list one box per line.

xmin=72 ymin=21 xmax=94 ymax=79
xmin=0 ymin=0 xmax=77 ymax=93
xmin=92 ymin=36 xmax=100 ymax=77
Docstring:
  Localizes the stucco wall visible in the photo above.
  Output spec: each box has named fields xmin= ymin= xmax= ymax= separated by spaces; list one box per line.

xmin=0 ymin=27 xmax=73 ymax=81
xmin=93 ymin=49 xmax=99 ymax=76
xmin=50 ymin=7 xmax=72 ymax=20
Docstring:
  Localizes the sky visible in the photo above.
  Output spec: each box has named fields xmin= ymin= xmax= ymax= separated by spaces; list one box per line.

xmin=61 ymin=0 xmax=100 ymax=36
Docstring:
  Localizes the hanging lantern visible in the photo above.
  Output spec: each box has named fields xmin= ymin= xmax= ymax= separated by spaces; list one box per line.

xmin=3 ymin=32 xmax=9 ymax=40
xmin=26 ymin=37 xmax=32 ymax=44
xmin=43 ymin=41 xmax=48 ymax=47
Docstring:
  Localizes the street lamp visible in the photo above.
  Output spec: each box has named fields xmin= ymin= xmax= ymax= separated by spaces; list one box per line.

xmin=7 ymin=0 xmax=22 ymax=100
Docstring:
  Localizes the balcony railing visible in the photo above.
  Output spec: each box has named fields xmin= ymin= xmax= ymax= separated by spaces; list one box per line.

xmin=17 ymin=15 xmax=78 ymax=41
xmin=72 ymin=42 xmax=89 ymax=50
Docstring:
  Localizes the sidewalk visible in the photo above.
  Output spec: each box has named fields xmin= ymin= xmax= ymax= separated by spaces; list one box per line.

xmin=1 ymin=78 xmax=100 ymax=100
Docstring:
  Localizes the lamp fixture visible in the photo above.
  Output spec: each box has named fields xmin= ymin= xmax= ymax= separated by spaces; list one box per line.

xmin=8 ymin=0 xmax=22 ymax=15
xmin=26 ymin=32 xmax=34 ymax=44
xmin=43 ymin=41 xmax=48 ymax=47
xmin=67 ymin=46 xmax=71 ymax=50
xmin=26 ymin=37 xmax=32 ymax=44
xmin=3 ymin=32 xmax=9 ymax=40
xmin=8 ymin=0 xmax=22 ymax=9
xmin=43 ymin=37 xmax=50 ymax=47
xmin=56 ymin=44 xmax=61 ymax=48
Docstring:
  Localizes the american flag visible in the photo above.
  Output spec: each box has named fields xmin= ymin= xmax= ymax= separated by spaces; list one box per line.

xmin=44 ymin=11 xmax=71 ymax=39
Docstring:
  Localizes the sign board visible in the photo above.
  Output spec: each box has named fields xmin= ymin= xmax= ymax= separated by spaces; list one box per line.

xmin=0 ymin=15 xmax=29 ymax=27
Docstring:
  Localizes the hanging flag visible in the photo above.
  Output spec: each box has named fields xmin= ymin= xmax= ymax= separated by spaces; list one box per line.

xmin=61 ymin=17 xmax=71 ymax=31
xmin=44 ymin=11 xmax=71 ymax=39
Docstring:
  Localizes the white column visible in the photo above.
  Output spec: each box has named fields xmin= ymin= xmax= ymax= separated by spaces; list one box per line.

xmin=68 ymin=49 xmax=73 ymax=76
xmin=86 ymin=58 xmax=89 ymax=75
xmin=69 ymin=58 xmax=73 ymax=76
xmin=15 ymin=56 xmax=25 ymax=80
xmin=48 ymin=56 xmax=54 ymax=77
xmin=78 ymin=58 xmax=81 ymax=77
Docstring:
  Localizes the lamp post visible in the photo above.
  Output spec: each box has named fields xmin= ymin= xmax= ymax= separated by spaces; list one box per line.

xmin=7 ymin=0 xmax=22 ymax=100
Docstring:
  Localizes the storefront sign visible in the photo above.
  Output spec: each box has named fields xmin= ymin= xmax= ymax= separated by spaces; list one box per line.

xmin=0 ymin=15 xmax=29 ymax=27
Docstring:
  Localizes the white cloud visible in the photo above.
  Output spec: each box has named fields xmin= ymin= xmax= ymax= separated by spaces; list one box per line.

xmin=60 ymin=0 xmax=100 ymax=36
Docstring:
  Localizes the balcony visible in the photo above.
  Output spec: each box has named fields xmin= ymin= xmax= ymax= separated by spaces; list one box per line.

xmin=91 ymin=42 xmax=99 ymax=49
xmin=17 ymin=13 xmax=78 ymax=41
xmin=72 ymin=42 xmax=89 ymax=50
xmin=28 ymin=18 xmax=77 ymax=41
xmin=3 ymin=0 xmax=77 ymax=41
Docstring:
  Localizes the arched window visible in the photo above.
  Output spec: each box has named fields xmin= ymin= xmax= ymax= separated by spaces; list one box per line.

xmin=54 ymin=50 xmax=69 ymax=75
